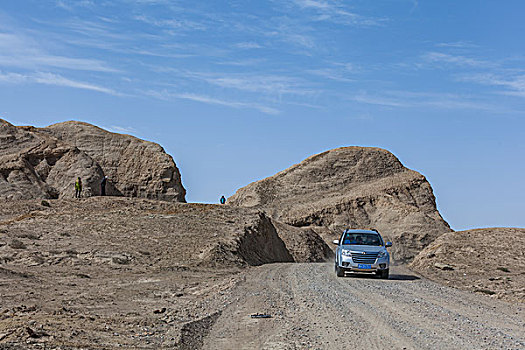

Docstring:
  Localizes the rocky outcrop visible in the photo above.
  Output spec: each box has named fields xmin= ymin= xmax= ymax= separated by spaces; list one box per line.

xmin=0 ymin=195 xmax=333 ymax=347
xmin=272 ymin=221 xmax=333 ymax=262
xmin=229 ymin=146 xmax=452 ymax=262
xmin=0 ymin=119 xmax=186 ymax=202
xmin=41 ymin=121 xmax=185 ymax=201
xmin=204 ymin=210 xmax=295 ymax=267
xmin=0 ymin=198 xmax=295 ymax=269
xmin=410 ymin=228 xmax=525 ymax=302
xmin=0 ymin=120 xmax=104 ymax=199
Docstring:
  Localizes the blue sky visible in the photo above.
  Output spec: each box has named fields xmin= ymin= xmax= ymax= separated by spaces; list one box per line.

xmin=1 ymin=0 xmax=524 ymax=230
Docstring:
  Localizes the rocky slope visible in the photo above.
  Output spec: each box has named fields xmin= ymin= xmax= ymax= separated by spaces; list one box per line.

xmin=0 ymin=197 xmax=329 ymax=347
xmin=0 ymin=119 xmax=186 ymax=202
xmin=410 ymin=227 xmax=525 ymax=303
xmin=272 ymin=221 xmax=334 ymax=263
xmin=0 ymin=119 xmax=104 ymax=200
xmin=0 ymin=198 xmax=296 ymax=270
xmin=229 ymin=146 xmax=452 ymax=262
xmin=41 ymin=121 xmax=185 ymax=201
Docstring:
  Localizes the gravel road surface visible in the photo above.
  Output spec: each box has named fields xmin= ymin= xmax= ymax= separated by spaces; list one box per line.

xmin=201 ymin=263 xmax=524 ymax=350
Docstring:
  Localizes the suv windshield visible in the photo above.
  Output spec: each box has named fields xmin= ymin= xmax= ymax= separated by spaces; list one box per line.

xmin=342 ymin=232 xmax=383 ymax=246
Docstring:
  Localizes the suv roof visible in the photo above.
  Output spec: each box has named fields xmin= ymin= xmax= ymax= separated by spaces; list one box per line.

xmin=343 ymin=228 xmax=379 ymax=234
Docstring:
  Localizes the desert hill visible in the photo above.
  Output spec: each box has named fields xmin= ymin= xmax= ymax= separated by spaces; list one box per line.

xmin=0 ymin=197 xmax=330 ymax=347
xmin=410 ymin=227 xmax=525 ymax=302
xmin=0 ymin=119 xmax=186 ymax=202
xmin=1 ymin=119 xmax=101 ymax=200
xmin=1 ymin=119 xmax=523 ymax=348
xmin=229 ymin=146 xmax=452 ymax=262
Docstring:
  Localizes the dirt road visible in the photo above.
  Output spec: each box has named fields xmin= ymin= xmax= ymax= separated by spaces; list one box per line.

xmin=2 ymin=200 xmax=522 ymax=349
xmin=201 ymin=263 xmax=525 ymax=350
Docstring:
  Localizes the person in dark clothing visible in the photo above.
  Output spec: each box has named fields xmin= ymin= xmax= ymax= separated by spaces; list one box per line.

xmin=75 ymin=177 xmax=82 ymax=198
xmin=100 ymin=176 xmax=107 ymax=196
xmin=220 ymin=195 xmax=226 ymax=205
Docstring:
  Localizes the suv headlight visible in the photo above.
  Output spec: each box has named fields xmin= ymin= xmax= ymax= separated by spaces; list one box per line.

xmin=341 ymin=249 xmax=352 ymax=257
xmin=377 ymin=251 xmax=387 ymax=258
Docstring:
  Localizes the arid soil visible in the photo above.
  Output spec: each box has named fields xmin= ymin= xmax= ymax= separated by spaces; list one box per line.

xmin=201 ymin=263 xmax=524 ymax=350
xmin=2 ymin=120 xmax=522 ymax=349
xmin=1 ymin=198 xmax=523 ymax=349
xmin=411 ymin=227 xmax=525 ymax=303
xmin=0 ymin=197 xmax=327 ymax=349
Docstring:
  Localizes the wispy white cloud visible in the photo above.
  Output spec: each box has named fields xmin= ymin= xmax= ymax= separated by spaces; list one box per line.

xmin=283 ymin=100 xmax=323 ymax=109
xmin=104 ymin=125 xmax=137 ymax=134
xmin=122 ymin=0 xmax=175 ymax=5
xmin=306 ymin=62 xmax=357 ymax=83
xmin=352 ymin=93 xmax=408 ymax=108
xmin=46 ymin=18 xmax=133 ymax=42
xmin=55 ymin=0 xmax=95 ymax=11
xmin=206 ymin=76 xmax=301 ymax=95
xmin=147 ymin=90 xmax=280 ymax=115
xmin=215 ymin=58 xmax=267 ymax=67
xmin=423 ymin=52 xmax=495 ymax=68
xmin=178 ymin=70 xmax=316 ymax=97
xmin=124 ymin=48 xmax=195 ymax=59
xmin=33 ymin=72 xmax=120 ymax=95
xmin=307 ymin=68 xmax=355 ymax=82
xmin=30 ymin=17 xmax=159 ymax=59
xmin=234 ymin=42 xmax=263 ymax=49
xmin=435 ymin=41 xmax=478 ymax=49
xmin=283 ymin=32 xmax=316 ymax=49
xmin=0 ymin=71 xmax=27 ymax=84
xmin=286 ymin=0 xmax=384 ymax=26
xmin=0 ymin=53 xmax=117 ymax=73
xmin=0 ymin=32 xmax=117 ymax=72
xmin=292 ymin=0 xmax=330 ymax=10
xmin=266 ymin=27 xmax=316 ymax=49
xmin=351 ymin=90 xmax=504 ymax=112
xmin=133 ymin=14 xmax=206 ymax=31
xmin=0 ymin=71 xmax=121 ymax=95
xmin=458 ymin=73 xmax=525 ymax=98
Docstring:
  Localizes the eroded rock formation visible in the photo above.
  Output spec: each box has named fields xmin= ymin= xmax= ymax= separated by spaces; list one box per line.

xmin=0 ymin=119 xmax=186 ymax=202
xmin=410 ymin=227 xmax=525 ymax=302
xmin=229 ymin=146 xmax=452 ymax=262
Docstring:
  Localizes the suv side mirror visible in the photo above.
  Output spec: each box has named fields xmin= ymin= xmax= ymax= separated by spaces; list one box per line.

xmin=332 ymin=240 xmax=339 ymax=245
xmin=385 ymin=241 xmax=392 ymax=247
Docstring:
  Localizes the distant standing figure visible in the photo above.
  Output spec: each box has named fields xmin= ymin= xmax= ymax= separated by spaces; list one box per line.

xmin=220 ymin=195 xmax=226 ymax=205
xmin=75 ymin=177 xmax=82 ymax=198
xmin=100 ymin=176 xmax=107 ymax=196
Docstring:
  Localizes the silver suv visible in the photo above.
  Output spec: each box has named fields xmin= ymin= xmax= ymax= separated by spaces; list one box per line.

xmin=333 ymin=229 xmax=392 ymax=279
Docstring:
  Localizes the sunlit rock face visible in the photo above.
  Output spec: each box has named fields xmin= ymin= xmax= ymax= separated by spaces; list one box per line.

xmin=229 ymin=146 xmax=452 ymax=262
xmin=0 ymin=119 xmax=186 ymax=202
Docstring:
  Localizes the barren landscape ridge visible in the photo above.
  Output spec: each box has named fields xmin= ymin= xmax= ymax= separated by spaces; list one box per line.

xmin=0 ymin=120 xmax=523 ymax=349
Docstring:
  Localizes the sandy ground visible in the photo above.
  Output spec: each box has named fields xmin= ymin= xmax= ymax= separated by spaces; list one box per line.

xmin=0 ymin=198 xmax=257 ymax=348
xmin=1 ymin=199 xmax=523 ymax=349
xmin=411 ymin=228 xmax=525 ymax=303
xmin=202 ymin=263 xmax=525 ymax=350
xmin=2 ymin=261 xmax=524 ymax=349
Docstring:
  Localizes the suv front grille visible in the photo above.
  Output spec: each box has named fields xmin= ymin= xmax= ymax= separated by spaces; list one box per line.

xmin=352 ymin=252 xmax=378 ymax=264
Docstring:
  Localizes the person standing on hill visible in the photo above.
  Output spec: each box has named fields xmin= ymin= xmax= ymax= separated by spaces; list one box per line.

xmin=100 ymin=176 xmax=107 ymax=196
xmin=75 ymin=177 xmax=82 ymax=198
xmin=220 ymin=195 xmax=226 ymax=205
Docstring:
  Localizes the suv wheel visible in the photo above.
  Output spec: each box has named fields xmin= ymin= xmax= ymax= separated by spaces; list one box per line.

xmin=377 ymin=269 xmax=389 ymax=279
xmin=335 ymin=264 xmax=345 ymax=277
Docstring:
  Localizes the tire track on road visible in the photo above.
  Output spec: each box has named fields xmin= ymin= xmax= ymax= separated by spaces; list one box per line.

xmin=200 ymin=263 xmax=525 ymax=350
